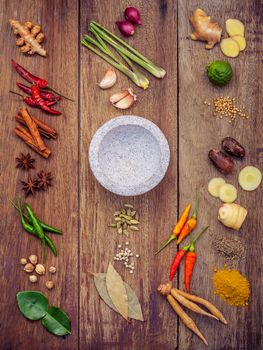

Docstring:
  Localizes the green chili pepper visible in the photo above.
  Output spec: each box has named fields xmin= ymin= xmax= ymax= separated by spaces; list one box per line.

xmin=44 ymin=235 xmax=58 ymax=256
xmin=25 ymin=203 xmax=46 ymax=262
xmin=11 ymin=201 xmax=62 ymax=234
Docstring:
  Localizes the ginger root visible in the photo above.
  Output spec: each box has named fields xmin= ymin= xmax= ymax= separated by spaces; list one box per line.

xmin=9 ymin=19 xmax=46 ymax=57
xmin=225 ymin=19 xmax=245 ymax=37
xmin=190 ymin=9 xmax=222 ymax=49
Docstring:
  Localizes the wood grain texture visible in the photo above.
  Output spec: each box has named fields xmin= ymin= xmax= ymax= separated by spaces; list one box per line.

xmin=0 ymin=1 xmax=78 ymax=349
xmin=79 ymin=1 xmax=178 ymax=349
xmin=178 ymin=1 xmax=263 ymax=349
xmin=0 ymin=0 xmax=262 ymax=349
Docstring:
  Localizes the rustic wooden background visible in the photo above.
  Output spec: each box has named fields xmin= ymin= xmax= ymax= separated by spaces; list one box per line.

xmin=0 ymin=0 xmax=262 ymax=349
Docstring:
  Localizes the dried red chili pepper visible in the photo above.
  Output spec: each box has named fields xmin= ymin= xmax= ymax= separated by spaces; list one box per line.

xmin=31 ymin=85 xmax=61 ymax=115
xmin=16 ymin=82 xmax=61 ymax=102
xmin=11 ymin=60 xmax=47 ymax=88
xmin=10 ymin=91 xmax=58 ymax=109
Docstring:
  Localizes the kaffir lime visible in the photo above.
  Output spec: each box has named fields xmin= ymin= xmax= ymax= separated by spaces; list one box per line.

xmin=207 ymin=60 xmax=233 ymax=87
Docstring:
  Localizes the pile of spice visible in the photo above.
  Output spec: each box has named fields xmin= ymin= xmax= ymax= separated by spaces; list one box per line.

xmin=109 ymin=204 xmax=139 ymax=236
xmin=20 ymin=254 xmax=56 ymax=290
xmin=212 ymin=266 xmax=250 ymax=306
xmin=204 ymin=96 xmax=249 ymax=123
xmin=113 ymin=242 xmax=140 ymax=274
xmin=211 ymin=232 xmax=245 ymax=266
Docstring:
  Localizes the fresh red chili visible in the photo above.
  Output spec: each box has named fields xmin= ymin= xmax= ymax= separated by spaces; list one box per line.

xmin=169 ymin=225 xmax=209 ymax=282
xmin=184 ymin=249 xmax=196 ymax=292
xmin=31 ymin=85 xmax=61 ymax=115
xmin=169 ymin=247 xmax=189 ymax=281
xmin=16 ymin=82 xmax=61 ymax=102
xmin=11 ymin=60 xmax=47 ymax=88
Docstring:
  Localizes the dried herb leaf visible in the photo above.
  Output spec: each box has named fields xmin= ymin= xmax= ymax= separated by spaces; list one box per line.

xmin=106 ymin=263 xmax=128 ymax=320
xmin=94 ymin=273 xmax=144 ymax=321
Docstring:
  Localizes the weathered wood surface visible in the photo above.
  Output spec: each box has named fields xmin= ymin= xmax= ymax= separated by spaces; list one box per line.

xmin=0 ymin=0 xmax=262 ymax=349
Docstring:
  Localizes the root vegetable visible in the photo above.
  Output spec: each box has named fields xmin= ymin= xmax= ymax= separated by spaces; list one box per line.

xmin=220 ymin=38 xmax=240 ymax=58
xmin=208 ymin=149 xmax=234 ymax=174
xmin=190 ymin=9 xmax=222 ymax=49
xmin=219 ymin=184 xmax=237 ymax=203
xmin=208 ymin=177 xmax=226 ymax=198
xmin=170 ymin=288 xmax=218 ymax=320
xmin=158 ymin=284 xmax=208 ymax=346
xmin=225 ymin=19 xmax=245 ymax=37
xmin=174 ymin=288 xmax=228 ymax=324
xmin=238 ymin=166 xmax=262 ymax=191
xmin=221 ymin=137 xmax=245 ymax=158
xmin=232 ymin=36 xmax=246 ymax=51
xmin=218 ymin=203 xmax=247 ymax=230
xmin=9 ymin=19 xmax=46 ymax=57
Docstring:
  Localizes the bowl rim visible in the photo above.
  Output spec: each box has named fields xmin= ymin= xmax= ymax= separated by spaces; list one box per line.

xmin=89 ymin=115 xmax=170 ymax=196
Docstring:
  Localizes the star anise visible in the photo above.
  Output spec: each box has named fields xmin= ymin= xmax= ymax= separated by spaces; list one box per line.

xmin=21 ymin=175 xmax=39 ymax=196
xmin=37 ymin=170 xmax=53 ymax=190
xmin=16 ymin=153 xmax=35 ymax=171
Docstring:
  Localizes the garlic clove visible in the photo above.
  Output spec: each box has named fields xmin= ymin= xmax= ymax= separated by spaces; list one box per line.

xmin=114 ymin=94 xmax=136 ymax=109
xmin=110 ymin=88 xmax=137 ymax=110
xmin=110 ymin=90 xmax=130 ymax=104
xmin=98 ymin=69 xmax=117 ymax=89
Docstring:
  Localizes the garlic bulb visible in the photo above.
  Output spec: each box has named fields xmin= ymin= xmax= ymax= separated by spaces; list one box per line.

xmin=98 ymin=69 xmax=117 ymax=89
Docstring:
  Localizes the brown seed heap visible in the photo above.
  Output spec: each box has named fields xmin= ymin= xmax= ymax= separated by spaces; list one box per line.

xmin=205 ymin=96 xmax=249 ymax=123
xmin=109 ymin=204 xmax=139 ymax=236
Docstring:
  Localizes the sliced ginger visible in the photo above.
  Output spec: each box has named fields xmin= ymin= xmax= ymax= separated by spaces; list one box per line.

xmin=232 ymin=35 xmax=246 ymax=51
xmin=208 ymin=177 xmax=226 ymax=198
xmin=220 ymin=38 xmax=240 ymax=58
xmin=190 ymin=9 xmax=222 ymax=49
xmin=226 ymin=19 xmax=245 ymax=37
xmin=219 ymin=184 xmax=237 ymax=203
xmin=238 ymin=166 xmax=262 ymax=191
xmin=9 ymin=19 xmax=46 ymax=57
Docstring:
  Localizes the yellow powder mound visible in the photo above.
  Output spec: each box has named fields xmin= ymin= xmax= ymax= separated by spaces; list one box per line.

xmin=212 ymin=267 xmax=250 ymax=307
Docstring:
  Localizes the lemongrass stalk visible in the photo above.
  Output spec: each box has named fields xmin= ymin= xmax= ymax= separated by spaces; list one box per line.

xmin=90 ymin=21 xmax=166 ymax=78
xmin=118 ymin=51 xmax=149 ymax=90
xmin=81 ymin=39 xmax=146 ymax=88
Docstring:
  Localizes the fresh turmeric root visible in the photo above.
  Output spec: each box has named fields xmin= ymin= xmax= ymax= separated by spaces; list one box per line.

xmin=9 ymin=19 xmax=46 ymax=57
xmin=190 ymin=9 xmax=222 ymax=49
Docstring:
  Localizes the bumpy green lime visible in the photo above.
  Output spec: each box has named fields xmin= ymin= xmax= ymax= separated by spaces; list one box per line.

xmin=207 ymin=60 xmax=233 ymax=87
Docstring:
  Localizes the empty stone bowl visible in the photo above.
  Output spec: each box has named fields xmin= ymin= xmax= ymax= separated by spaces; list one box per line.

xmin=89 ymin=115 xmax=170 ymax=196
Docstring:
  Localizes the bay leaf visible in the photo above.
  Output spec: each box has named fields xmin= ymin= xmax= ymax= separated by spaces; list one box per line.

xmin=94 ymin=273 xmax=144 ymax=321
xmin=94 ymin=273 xmax=118 ymax=312
xmin=106 ymin=263 xmax=129 ymax=320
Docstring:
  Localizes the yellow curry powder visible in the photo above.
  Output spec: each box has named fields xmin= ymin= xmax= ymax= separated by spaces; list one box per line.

xmin=212 ymin=267 xmax=250 ymax=307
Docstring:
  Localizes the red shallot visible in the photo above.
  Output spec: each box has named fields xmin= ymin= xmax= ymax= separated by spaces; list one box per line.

xmin=116 ymin=21 xmax=135 ymax=37
xmin=124 ymin=7 xmax=141 ymax=25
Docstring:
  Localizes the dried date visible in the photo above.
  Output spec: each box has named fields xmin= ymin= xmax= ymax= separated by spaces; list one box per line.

xmin=221 ymin=137 xmax=245 ymax=158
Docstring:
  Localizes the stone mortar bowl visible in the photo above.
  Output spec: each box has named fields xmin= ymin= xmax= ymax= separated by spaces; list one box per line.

xmin=89 ymin=115 xmax=170 ymax=196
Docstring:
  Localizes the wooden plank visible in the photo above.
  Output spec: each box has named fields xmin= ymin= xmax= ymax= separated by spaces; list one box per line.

xmin=79 ymin=0 xmax=178 ymax=349
xmin=178 ymin=1 xmax=263 ymax=349
xmin=0 ymin=1 xmax=79 ymax=349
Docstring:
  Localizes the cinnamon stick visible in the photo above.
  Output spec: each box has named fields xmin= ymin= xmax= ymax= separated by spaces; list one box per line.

xmin=16 ymin=113 xmax=57 ymax=139
xmin=15 ymin=125 xmax=51 ymax=158
xmin=19 ymin=108 xmax=47 ymax=151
